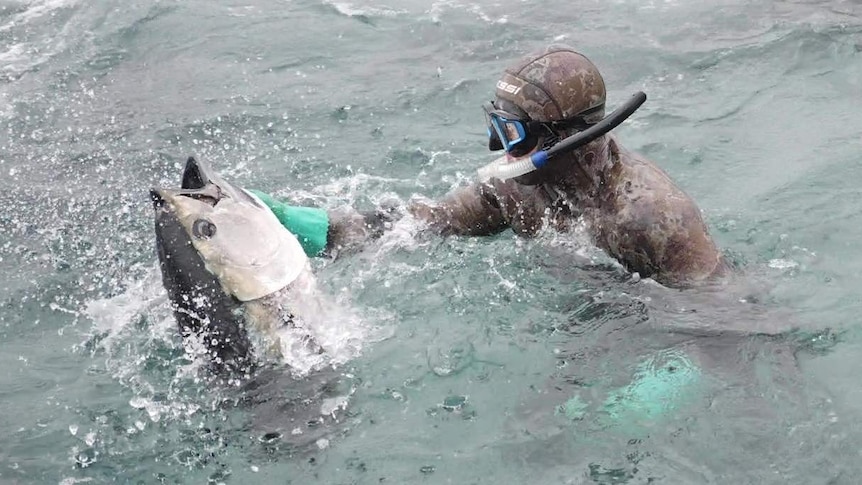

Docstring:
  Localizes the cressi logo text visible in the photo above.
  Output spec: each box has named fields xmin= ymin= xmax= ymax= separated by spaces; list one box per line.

xmin=496 ymin=80 xmax=522 ymax=95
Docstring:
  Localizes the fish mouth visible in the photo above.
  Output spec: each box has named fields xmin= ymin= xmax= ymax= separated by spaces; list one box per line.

xmin=150 ymin=155 xmax=266 ymax=217
xmin=182 ymin=156 xmax=217 ymax=190
xmin=149 ymin=184 xmax=221 ymax=209
xmin=150 ymin=157 xmax=225 ymax=210
xmin=150 ymin=188 xmax=167 ymax=209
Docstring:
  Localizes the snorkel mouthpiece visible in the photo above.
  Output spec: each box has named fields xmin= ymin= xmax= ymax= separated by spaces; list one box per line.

xmin=477 ymin=91 xmax=647 ymax=182
xmin=477 ymin=153 xmax=547 ymax=182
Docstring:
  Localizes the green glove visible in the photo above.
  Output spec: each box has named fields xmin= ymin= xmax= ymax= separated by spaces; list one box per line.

xmin=602 ymin=348 xmax=701 ymax=422
xmin=248 ymin=190 xmax=330 ymax=257
xmin=556 ymin=348 xmax=701 ymax=428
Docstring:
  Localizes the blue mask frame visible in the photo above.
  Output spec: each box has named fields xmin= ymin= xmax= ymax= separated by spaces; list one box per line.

xmin=483 ymin=102 xmax=530 ymax=153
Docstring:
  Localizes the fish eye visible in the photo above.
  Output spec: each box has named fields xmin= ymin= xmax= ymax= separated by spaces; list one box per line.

xmin=192 ymin=219 xmax=217 ymax=239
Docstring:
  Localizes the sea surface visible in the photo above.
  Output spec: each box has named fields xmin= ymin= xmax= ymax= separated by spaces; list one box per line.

xmin=2 ymin=0 xmax=862 ymax=483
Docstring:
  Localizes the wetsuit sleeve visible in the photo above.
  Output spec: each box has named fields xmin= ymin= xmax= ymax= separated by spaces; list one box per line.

xmin=408 ymin=182 xmax=509 ymax=236
xmin=247 ymin=190 xmax=330 ymax=257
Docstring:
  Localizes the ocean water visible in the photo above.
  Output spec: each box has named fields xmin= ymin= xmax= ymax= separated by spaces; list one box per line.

xmin=2 ymin=0 xmax=862 ymax=483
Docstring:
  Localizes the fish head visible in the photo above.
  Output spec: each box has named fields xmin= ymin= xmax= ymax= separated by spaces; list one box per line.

xmin=151 ymin=156 xmax=309 ymax=302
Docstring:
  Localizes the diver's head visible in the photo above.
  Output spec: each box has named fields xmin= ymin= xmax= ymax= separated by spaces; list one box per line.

xmin=484 ymin=45 xmax=607 ymax=185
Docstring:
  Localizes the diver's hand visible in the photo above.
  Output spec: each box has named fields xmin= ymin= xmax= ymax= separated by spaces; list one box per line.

xmin=325 ymin=201 xmax=405 ymax=257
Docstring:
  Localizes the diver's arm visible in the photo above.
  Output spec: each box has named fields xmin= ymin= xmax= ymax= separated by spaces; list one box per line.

xmin=408 ymin=182 xmax=509 ymax=237
xmin=642 ymin=166 xmax=732 ymax=285
xmin=323 ymin=205 xmax=397 ymax=256
xmin=249 ymin=189 xmax=396 ymax=257
xmin=602 ymin=184 xmax=730 ymax=287
xmin=252 ymin=179 xmax=511 ymax=255
xmin=659 ymin=212 xmax=731 ymax=286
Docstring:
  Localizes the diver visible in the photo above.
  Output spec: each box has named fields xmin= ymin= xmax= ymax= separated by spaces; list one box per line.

xmin=253 ymin=44 xmax=729 ymax=288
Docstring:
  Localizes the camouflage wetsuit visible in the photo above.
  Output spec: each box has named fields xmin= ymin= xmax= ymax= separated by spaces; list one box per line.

xmin=409 ymin=135 xmax=729 ymax=288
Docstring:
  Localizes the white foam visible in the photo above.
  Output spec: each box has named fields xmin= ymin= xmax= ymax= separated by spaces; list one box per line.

xmin=538 ymin=217 xmax=613 ymax=265
xmin=325 ymin=1 xmax=404 ymax=18
xmin=312 ymin=172 xmax=404 ymax=203
xmin=426 ymin=0 xmax=508 ymax=24
xmin=59 ymin=477 xmax=94 ymax=485
xmin=250 ymin=271 xmax=379 ymax=376
xmin=82 ymin=265 xmax=173 ymax=353
xmin=0 ymin=0 xmax=80 ymax=81
xmin=768 ymin=258 xmax=799 ymax=270
xmin=0 ymin=0 xmax=79 ymax=32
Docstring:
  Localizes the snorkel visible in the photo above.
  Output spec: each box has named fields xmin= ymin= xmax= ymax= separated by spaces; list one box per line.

xmin=478 ymin=91 xmax=647 ymax=182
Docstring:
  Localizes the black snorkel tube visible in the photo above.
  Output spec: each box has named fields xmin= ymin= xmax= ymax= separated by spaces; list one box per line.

xmin=478 ymin=91 xmax=648 ymax=181
xmin=535 ymin=91 xmax=647 ymax=166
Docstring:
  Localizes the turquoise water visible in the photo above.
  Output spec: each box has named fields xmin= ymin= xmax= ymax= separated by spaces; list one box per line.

xmin=2 ymin=0 xmax=862 ymax=483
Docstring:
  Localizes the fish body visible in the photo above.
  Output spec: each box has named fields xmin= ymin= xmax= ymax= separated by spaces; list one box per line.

xmin=151 ymin=157 xmax=312 ymax=373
